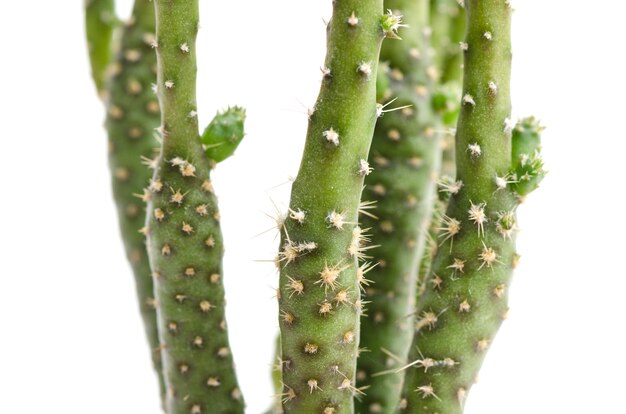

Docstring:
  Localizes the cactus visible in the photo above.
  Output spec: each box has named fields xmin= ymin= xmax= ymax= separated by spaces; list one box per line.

xmin=417 ymin=0 xmax=466 ymax=299
xmin=85 ymin=0 xmax=166 ymax=401
xmin=398 ymin=1 xmax=543 ymax=412
xmin=510 ymin=117 xmax=546 ymax=198
xmin=276 ymin=2 xmax=402 ymax=412
xmin=355 ymin=1 xmax=444 ymax=412
xmin=84 ymin=1 xmax=541 ymax=412
xmin=85 ymin=0 xmax=116 ymax=96
xmin=430 ymin=0 xmax=466 ymax=85
xmin=144 ymin=1 xmax=245 ymax=412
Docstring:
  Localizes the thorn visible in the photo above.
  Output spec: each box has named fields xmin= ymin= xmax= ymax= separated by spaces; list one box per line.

xmin=468 ymin=201 xmax=488 ymax=236
xmin=327 ymin=210 xmax=348 ymax=230
xmin=316 ymin=260 xmax=349 ymax=293
xmin=438 ymin=176 xmax=463 ymax=195
xmin=358 ymin=199 xmax=378 ymax=219
xmin=468 ymin=142 xmax=482 ymax=158
xmin=323 ymin=127 xmax=340 ymax=146
xmin=415 ymin=384 xmax=440 ymax=400
xmin=357 ymin=61 xmax=372 ymax=79
xmin=488 ymin=81 xmax=498 ymax=94
xmin=376 ymin=97 xmax=412 ymax=118
xmin=347 ymin=12 xmax=359 ymax=26
xmin=504 ymin=117 xmax=515 ymax=135
xmin=289 ymin=208 xmax=306 ymax=224
xmin=463 ymin=94 xmax=476 ymax=106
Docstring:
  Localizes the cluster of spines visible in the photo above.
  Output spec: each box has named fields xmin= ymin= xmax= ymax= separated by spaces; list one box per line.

xmin=276 ymin=2 xmax=395 ymax=413
xmin=87 ymin=0 xmax=167 ymax=400
xmin=355 ymin=0 xmax=446 ymax=412
xmin=398 ymin=1 xmax=542 ymax=413
xmin=145 ymin=0 xmax=244 ymax=412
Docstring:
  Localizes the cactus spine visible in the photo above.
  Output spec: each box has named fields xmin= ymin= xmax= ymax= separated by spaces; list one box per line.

xmin=398 ymin=1 xmax=530 ymax=412
xmin=145 ymin=1 xmax=244 ymax=412
xmin=86 ymin=0 xmax=166 ymax=400
xmin=276 ymin=2 xmax=396 ymax=412
xmin=356 ymin=0 xmax=443 ymax=412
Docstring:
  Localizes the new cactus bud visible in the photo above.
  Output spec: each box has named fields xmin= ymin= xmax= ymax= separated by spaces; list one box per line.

xmin=510 ymin=117 xmax=546 ymax=197
xmin=201 ymin=106 xmax=246 ymax=164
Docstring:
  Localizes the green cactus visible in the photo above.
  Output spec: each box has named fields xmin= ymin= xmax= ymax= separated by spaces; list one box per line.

xmin=85 ymin=0 xmax=117 ymax=96
xmin=276 ymin=2 xmax=399 ymax=413
xmin=355 ymin=0 xmax=444 ymax=412
xmin=430 ymin=0 xmax=466 ymax=85
xmin=430 ymin=0 xmax=466 ymax=176
xmin=86 ymin=0 xmax=166 ymax=402
xmin=398 ymin=2 xmax=545 ymax=412
xmin=417 ymin=0 xmax=466 ymax=301
xmin=511 ymin=117 xmax=546 ymax=198
xmin=201 ymin=106 xmax=246 ymax=164
xmin=84 ymin=0 xmax=541 ymax=412
xmin=144 ymin=1 xmax=245 ymax=412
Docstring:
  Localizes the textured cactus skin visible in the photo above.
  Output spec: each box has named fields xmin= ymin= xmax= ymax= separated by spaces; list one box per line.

xmin=418 ymin=0 xmax=466 ymax=298
xmin=276 ymin=2 xmax=387 ymax=413
xmin=399 ymin=1 xmax=517 ymax=412
xmin=91 ymin=0 xmax=167 ymax=401
xmin=85 ymin=0 xmax=116 ymax=95
xmin=430 ymin=0 xmax=466 ymax=85
xmin=145 ymin=1 xmax=244 ymax=412
xmin=355 ymin=1 xmax=443 ymax=412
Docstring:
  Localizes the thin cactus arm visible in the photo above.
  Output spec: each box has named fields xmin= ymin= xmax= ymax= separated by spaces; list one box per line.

xmin=399 ymin=1 xmax=530 ymax=412
xmin=276 ymin=2 xmax=396 ymax=413
xmin=85 ymin=0 xmax=117 ymax=96
xmin=430 ymin=0 xmax=466 ymax=85
xmin=145 ymin=1 xmax=245 ymax=412
xmin=355 ymin=0 xmax=445 ymax=412
xmin=87 ymin=0 xmax=167 ymax=403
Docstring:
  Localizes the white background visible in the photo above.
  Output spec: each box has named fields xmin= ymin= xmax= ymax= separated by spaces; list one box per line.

xmin=1 ymin=1 xmax=624 ymax=413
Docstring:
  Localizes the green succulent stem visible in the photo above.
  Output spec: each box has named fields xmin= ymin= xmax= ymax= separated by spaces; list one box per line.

xmin=85 ymin=0 xmax=117 ymax=96
xmin=89 ymin=0 xmax=166 ymax=402
xmin=355 ymin=0 xmax=444 ymax=412
xmin=145 ymin=1 xmax=244 ymax=413
xmin=277 ymin=2 xmax=387 ymax=413
xmin=399 ymin=1 xmax=516 ymax=412
xmin=430 ymin=0 xmax=466 ymax=85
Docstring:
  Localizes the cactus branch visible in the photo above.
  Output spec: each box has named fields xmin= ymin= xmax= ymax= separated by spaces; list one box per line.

xmin=277 ymin=1 xmax=388 ymax=412
xmin=87 ymin=0 xmax=167 ymax=402
xmin=146 ymin=1 xmax=244 ymax=412
xmin=356 ymin=0 xmax=444 ymax=412
xmin=85 ymin=0 xmax=117 ymax=96
xmin=399 ymin=1 xmax=519 ymax=412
